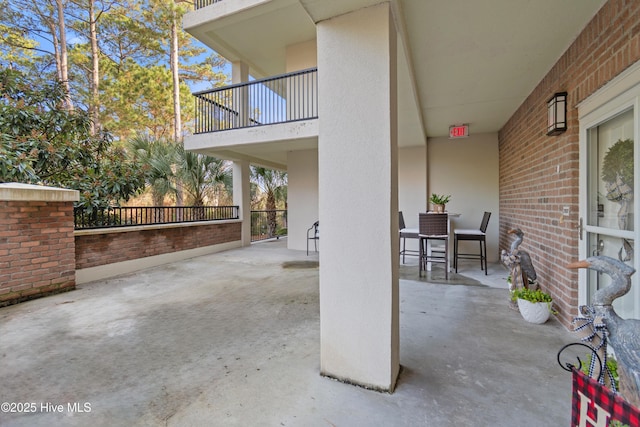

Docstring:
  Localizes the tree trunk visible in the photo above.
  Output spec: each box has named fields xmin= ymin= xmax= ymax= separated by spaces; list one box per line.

xmin=38 ymin=1 xmax=61 ymax=83
xmin=55 ymin=0 xmax=73 ymax=111
xmin=170 ymin=6 xmax=182 ymax=143
xmin=170 ymin=2 xmax=185 ymax=209
xmin=266 ymin=192 xmax=277 ymax=238
xmin=88 ymin=0 xmax=100 ymax=134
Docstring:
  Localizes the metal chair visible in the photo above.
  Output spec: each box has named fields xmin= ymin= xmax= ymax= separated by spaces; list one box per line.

xmin=454 ymin=211 xmax=491 ymax=274
xmin=306 ymin=221 xmax=319 ymax=255
xmin=418 ymin=213 xmax=449 ymax=279
xmin=399 ymin=211 xmax=419 ymax=263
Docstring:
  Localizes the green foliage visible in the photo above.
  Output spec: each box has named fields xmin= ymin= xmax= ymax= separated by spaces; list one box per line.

xmin=0 ymin=68 xmax=146 ymax=210
xmin=602 ymin=138 xmax=634 ymax=189
xmin=581 ymin=353 xmax=620 ymax=391
xmin=182 ymin=52 xmax=229 ymax=88
xmin=606 ymin=358 xmax=619 ymax=387
xmin=0 ymin=1 xmax=50 ymax=75
xmin=177 ymin=144 xmax=231 ymax=206
xmin=128 ymin=135 xmax=232 ymax=206
xmin=94 ymin=57 xmax=197 ymax=141
xmin=128 ymin=134 xmax=178 ymax=205
xmin=510 ymin=287 xmax=552 ymax=303
xmin=511 ymin=287 xmax=557 ymax=315
xmin=429 ymin=193 xmax=451 ymax=205
xmin=250 ymin=166 xmax=287 ymax=210
xmin=1 ymin=0 xmax=227 ymax=143
xmin=0 ymin=23 xmax=39 ymax=72
xmin=100 ymin=61 xmax=176 ymax=140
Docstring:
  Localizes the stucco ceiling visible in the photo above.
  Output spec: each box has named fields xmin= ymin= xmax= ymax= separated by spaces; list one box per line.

xmin=402 ymin=0 xmax=606 ymax=138
xmin=185 ymin=0 xmax=606 ymax=162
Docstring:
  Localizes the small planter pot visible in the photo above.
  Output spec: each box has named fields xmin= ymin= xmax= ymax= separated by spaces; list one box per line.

xmin=433 ymin=204 xmax=445 ymax=213
xmin=517 ymin=298 xmax=551 ymax=324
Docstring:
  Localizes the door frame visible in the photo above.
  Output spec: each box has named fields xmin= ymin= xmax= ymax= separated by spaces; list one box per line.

xmin=578 ymin=61 xmax=640 ymax=316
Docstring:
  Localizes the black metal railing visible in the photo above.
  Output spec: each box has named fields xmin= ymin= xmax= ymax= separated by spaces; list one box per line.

xmin=251 ymin=210 xmax=287 ymax=242
xmin=194 ymin=0 xmax=223 ymax=9
xmin=194 ymin=68 xmax=318 ymax=134
xmin=74 ymin=206 xmax=289 ymax=243
xmin=74 ymin=206 xmax=239 ymax=230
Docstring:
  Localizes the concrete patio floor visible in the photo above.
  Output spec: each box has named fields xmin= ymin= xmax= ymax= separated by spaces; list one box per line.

xmin=1 ymin=239 xmax=579 ymax=426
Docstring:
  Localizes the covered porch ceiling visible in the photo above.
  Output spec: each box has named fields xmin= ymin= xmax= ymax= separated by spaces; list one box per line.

xmin=185 ymin=0 xmax=606 ymax=164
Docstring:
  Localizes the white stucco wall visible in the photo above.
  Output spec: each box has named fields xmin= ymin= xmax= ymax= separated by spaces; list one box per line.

xmin=317 ymin=3 xmax=399 ymax=391
xmin=184 ymin=0 xmax=270 ymax=30
xmin=233 ymin=160 xmax=252 ymax=246
xmin=287 ymin=145 xmax=425 ymax=255
xmin=287 ymin=149 xmax=318 ymax=251
xmin=398 ymin=145 xmax=427 ymax=254
xmin=286 ymin=39 xmax=317 ymax=72
xmin=427 ymin=132 xmax=500 ymax=262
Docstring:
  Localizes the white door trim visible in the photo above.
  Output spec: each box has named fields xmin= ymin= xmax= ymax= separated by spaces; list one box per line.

xmin=578 ymin=60 xmax=640 ymax=119
xmin=577 ymin=62 xmax=640 ymax=315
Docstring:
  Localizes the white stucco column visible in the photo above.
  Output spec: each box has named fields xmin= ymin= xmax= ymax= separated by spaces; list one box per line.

xmin=287 ymin=149 xmax=319 ymax=251
xmin=232 ymin=61 xmax=250 ymax=127
xmin=233 ymin=160 xmax=251 ymax=246
xmin=317 ymin=3 xmax=399 ymax=391
xmin=231 ymin=61 xmax=248 ymax=84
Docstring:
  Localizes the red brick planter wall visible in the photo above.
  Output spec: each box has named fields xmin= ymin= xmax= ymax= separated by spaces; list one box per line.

xmin=75 ymin=221 xmax=241 ymax=270
xmin=499 ymin=0 xmax=640 ymax=327
xmin=0 ymin=183 xmax=242 ymax=306
xmin=0 ymin=198 xmax=77 ymax=307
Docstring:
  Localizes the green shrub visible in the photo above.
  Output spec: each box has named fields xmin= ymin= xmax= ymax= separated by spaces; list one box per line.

xmin=429 ymin=193 xmax=451 ymax=205
xmin=510 ymin=287 xmax=552 ymax=303
xmin=581 ymin=353 xmax=620 ymax=391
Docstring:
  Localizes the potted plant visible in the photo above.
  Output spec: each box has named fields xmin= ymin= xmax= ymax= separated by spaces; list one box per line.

xmin=511 ymin=287 xmax=556 ymax=324
xmin=429 ymin=193 xmax=451 ymax=213
xmin=581 ymin=352 xmax=620 ymax=391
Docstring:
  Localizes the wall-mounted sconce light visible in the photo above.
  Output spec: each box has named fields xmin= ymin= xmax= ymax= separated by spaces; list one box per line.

xmin=547 ymin=92 xmax=567 ymax=136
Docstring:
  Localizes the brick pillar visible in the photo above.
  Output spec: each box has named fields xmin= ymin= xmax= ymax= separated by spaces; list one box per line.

xmin=0 ymin=183 xmax=79 ymax=307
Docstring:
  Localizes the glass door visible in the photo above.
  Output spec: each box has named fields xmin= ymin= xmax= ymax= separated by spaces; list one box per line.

xmin=582 ymin=108 xmax=637 ymax=319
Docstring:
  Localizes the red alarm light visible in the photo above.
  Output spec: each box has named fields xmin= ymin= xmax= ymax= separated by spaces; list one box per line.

xmin=449 ymin=124 xmax=469 ymax=139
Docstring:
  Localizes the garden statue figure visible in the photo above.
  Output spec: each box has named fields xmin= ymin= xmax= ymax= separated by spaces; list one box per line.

xmin=568 ymin=256 xmax=640 ymax=408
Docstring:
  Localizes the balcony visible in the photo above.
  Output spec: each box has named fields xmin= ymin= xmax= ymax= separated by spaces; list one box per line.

xmin=193 ymin=67 xmax=318 ymax=134
xmin=194 ymin=0 xmax=223 ymax=9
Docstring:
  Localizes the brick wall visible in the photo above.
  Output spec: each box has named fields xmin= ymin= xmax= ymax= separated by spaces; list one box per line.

xmin=75 ymin=221 xmax=241 ymax=270
xmin=499 ymin=0 xmax=640 ymax=327
xmin=0 ymin=184 xmax=242 ymax=306
xmin=0 ymin=185 xmax=78 ymax=307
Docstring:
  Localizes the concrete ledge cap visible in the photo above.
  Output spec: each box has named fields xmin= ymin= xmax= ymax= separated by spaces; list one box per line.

xmin=74 ymin=218 xmax=241 ymax=236
xmin=0 ymin=183 xmax=80 ymax=202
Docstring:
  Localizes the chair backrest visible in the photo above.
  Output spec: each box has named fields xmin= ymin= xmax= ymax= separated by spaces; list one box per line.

xmin=399 ymin=211 xmax=406 ymax=230
xmin=419 ymin=213 xmax=449 ymax=236
xmin=479 ymin=212 xmax=491 ymax=233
